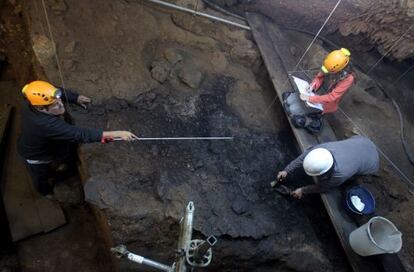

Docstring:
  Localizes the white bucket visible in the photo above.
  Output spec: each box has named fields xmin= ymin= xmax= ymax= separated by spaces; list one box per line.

xmin=349 ymin=216 xmax=402 ymax=256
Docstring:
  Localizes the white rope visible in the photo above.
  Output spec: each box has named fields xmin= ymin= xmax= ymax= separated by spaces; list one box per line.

xmin=40 ymin=0 xmax=72 ymax=113
xmin=366 ymin=23 xmax=414 ymax=75
xmin=263 ymin=0 xmax=343 ymax=116
xmin=393 ymin=63 xmax=414 ymax=83
xmin=292 ymin=0 xmax=343 ymax=73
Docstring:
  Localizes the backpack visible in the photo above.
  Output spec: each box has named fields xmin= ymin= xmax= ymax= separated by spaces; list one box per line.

xmin=282 ymin=91 xmax=324 ymax=135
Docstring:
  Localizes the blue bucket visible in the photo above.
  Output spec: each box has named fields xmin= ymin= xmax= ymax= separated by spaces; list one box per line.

xmin=345 ymin=186 xmax=375 ymax=215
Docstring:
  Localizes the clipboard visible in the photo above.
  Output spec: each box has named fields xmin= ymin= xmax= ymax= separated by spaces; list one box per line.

xmin=288 ymin=75 xmax=323 ymax=111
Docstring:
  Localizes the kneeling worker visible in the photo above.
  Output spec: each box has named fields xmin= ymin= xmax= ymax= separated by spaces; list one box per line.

xmin=299 ymin=48 xmax=355 ymax=114
xmin=277 ymin=136 xmax=379 ymax=199
xmin=18 ymin=80 xmax=138 ymax=197
xmin=283 ymin=48 xmax=354 ymax=133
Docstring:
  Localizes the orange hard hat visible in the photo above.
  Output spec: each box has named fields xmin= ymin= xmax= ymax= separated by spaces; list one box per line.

xmin=22 ymin=81 xmax=62 ymax=106
xmin=321 ymin=48 xmax=351 ymax=74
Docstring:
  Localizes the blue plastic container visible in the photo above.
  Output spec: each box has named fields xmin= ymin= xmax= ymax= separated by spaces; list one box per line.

xmin=345 ymin=186 xmax=375 ymax=215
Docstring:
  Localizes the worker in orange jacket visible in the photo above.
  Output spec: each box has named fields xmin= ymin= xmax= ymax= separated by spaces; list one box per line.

xmin=300 ymin=48 xmax=355 ymax=114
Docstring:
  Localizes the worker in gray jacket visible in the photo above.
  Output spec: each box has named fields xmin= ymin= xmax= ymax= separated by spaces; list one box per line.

xmin=277 ymin=136 xmax=379 ymax=199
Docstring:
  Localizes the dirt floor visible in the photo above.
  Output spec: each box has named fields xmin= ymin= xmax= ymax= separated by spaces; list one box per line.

xmin=1 ymin=0 xmax=414 ymax=271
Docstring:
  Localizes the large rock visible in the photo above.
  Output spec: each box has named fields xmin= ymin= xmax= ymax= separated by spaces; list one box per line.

xmin=230 ymin=42 xmax=261 ymax=69
xmin=164 ymin=48 xmax=183 ymax=65
xmin=178 ymin=66 xmax=203 ymax=88
xmin=150 ymin=61 xmax=171 ymax=83
xmin=32 ymin=35 xmax=56 ymax=67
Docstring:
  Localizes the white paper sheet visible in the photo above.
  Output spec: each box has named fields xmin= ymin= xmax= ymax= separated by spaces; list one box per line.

xmin=291 ymin=76 xmax=324 ymax=111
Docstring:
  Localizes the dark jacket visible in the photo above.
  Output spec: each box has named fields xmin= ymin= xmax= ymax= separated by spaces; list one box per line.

xmin=18 ymin=90 xmax=103 ymax=161
xmin=284 ymin=136 xmax=379 ymax=194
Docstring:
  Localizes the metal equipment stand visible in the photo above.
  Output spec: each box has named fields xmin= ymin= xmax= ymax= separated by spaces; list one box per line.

xmin=111 ymin=201 xmax=217 ymax=271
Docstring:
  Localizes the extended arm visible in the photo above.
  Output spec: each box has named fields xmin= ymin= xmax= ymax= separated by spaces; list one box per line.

xmin=284 ymin=149 xmax=311 ymax=174
xmin=44 ymin=118 xmax=138 ymax=143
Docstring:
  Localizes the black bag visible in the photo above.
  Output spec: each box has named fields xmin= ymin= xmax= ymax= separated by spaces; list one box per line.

xmin=282 ymin=91 xmax=324 ymax=134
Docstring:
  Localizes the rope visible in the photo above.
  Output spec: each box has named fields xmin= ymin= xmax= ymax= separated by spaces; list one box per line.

xmin=393 ymin=63 xmax=414 ymax=83
xmin=292 ymin=0 xmax=343 ymax=73
xmin=338 ymin=107 xmax=414 ymax=191
xmin=201 ymin=0 xmax=247 ymax=21
xmin=40 ymin=0 xmax=72 ymax=113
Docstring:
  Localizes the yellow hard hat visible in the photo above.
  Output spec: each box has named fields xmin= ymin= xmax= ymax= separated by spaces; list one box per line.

xmin=321 ymin=48 xmax=351 ymax=74
xmin=22 ymin=81 xmax=62 ymax=106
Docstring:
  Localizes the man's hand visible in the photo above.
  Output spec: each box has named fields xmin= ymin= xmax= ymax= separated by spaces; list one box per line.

xmin=300 ymin=93 xmax=309 ymax=101
xmin=77 ymin=95 xmax=91 ymax=109
xmin=103 ymin=131 xmax=139 ymax=142
xmin=276 ymin=171 xmax=288 ymax=182
xmin=290 ymin=187 xmax=304 ymax=199
xmin=115 ymin=131 xmax=139 ymax=142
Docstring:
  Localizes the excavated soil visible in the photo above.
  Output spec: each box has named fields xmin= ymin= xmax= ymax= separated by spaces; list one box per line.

xmin=74 ymin=76 xmax=347 ymax=271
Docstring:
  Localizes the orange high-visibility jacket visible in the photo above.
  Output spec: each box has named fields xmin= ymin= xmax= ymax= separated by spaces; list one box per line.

xmin=308 ymin=72 xmax=355 ymax=114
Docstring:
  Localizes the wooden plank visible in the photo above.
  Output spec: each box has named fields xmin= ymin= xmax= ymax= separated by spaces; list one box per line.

xmin=246 ymin=12 xmax=380 ymax=272
xmin=0 ymin=105 xmax=13 ymax=247
xmin=245 ymin=13 xmax=317 ymax=150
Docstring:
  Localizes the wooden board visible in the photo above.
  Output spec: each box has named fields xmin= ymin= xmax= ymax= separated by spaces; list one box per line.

xmin=0 ymin=94 xmax=66 ymax=242
xmin=0 ymin=105 xmax=12 ymax=145
xmin=246 ymin=12 xmax=380 ymax=272
xmin=0 ymin=105 xmax=13 ymax=246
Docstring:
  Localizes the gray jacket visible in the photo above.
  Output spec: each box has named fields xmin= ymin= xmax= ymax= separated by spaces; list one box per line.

xmin=284 ymin=136 xmax=379 ymax=194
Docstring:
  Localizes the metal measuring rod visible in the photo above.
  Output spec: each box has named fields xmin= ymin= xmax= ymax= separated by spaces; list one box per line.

xmin=113 ymin=136 xmax=234 ymax=141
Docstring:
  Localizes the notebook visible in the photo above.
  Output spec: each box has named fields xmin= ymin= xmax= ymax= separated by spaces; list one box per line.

xmin=291 ymin=76 xmax=324 ymax=111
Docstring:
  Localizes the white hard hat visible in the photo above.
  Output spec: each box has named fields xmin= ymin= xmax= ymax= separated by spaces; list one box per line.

xmin=303 ymin=148 xmax=334 ymax=176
